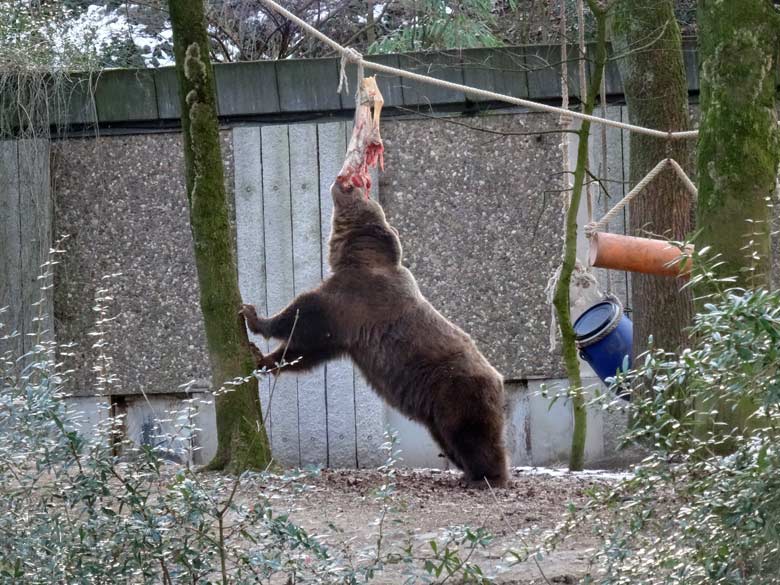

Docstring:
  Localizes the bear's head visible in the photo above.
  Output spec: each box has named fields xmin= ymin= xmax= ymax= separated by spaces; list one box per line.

xmin=328 ymin=181 xmax=401 ymax=268
xmin=330 ymin=181 xmax=387 ymax=226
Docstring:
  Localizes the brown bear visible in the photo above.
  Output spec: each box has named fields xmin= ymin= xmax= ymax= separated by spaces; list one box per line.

xmin=240 ymin=181 xmax=508 ymax=487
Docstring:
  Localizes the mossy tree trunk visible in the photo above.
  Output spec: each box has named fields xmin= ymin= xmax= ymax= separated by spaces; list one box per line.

xmin=695 ymin=0 xmax=780 ymax=444
xmin=697 ymin=0 xmax=780 ymax=291
xmin=169 ymin=0 xmax=271 ymax=472
xmin=610 ymin=1 xmax=694 ymax=358
xmin=554 ymin=0 xmax=609 ymax=472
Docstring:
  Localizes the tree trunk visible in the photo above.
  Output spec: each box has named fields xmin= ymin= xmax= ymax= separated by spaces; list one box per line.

xmin=554 ymin=0 xmax=609 ymax=471
xmin=697 ymin=0 xmax=779 ymax=291
xmin=610 ymin=1 xmax=694 ymax=358
xmin=695 ymin=0 xmax=779 ymax=447
xmin=169 ymin=0 xmax=271 ymax=472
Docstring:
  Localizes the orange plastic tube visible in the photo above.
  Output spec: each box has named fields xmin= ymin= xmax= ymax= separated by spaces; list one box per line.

xmin=589 ymin=232 xmax=693 ymax=278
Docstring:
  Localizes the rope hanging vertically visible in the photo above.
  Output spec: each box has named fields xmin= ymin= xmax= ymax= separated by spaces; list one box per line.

xmin=337 ymin=46 xmax=364 ymax=98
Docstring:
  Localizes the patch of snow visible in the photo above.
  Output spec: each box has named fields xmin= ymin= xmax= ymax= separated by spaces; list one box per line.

xmin=44 ymin=4 xmax=174 ymax=68
xmin=406 ymin=467 xmax=631 ymax=481
xmin=207 ymin=23 xmax=240 ymax=61
xmin=50 ymin=6 xmax=125 ymax=56
xmin=246 ymin=11 xmax=267 ymax=25
xmin=513 ymin=466 xmax=631 ymax=481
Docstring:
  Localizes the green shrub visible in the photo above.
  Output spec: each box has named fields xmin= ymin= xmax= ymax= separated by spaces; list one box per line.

xmin=0 ymin=269 xmax=496 ymax=584
xmin=549 ymin=287 xmax=780 ymax=584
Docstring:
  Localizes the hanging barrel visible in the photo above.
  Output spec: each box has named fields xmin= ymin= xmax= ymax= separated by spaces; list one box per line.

xmin=589 ymin=232 xmax=693 ymax=278
xmin=573 ymin=298 xmax=633 ymax=394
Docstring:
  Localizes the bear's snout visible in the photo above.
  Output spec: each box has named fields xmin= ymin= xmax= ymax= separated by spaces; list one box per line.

xmin=331 ymin=180 xmax=366 ymax=204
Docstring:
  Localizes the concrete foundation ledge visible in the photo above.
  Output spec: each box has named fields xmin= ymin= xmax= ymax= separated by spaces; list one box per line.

xmin=64 ymin=377 xmax=628 ymax=469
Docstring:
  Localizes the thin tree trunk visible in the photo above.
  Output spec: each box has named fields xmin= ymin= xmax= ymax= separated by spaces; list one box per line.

xmin=697 ymin=0 xmax=779 ymax=291
xmin=610 ymin=1 xmax=695 ymax=358
xmin=695 ymin=0 xmax=780 ymax=446
xmin=169 ymin=0 xmax=271 ymax=472
xmin=554 ymin=0 xmax=609 ymax=471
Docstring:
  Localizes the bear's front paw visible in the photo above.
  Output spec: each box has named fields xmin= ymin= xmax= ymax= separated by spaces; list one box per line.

xmin=240 ymin=304 xmax=266 ymax=335
xmin=239 ymin=303 xmax=257 ymax=319
xmin=248 ymin=341 xmax=265 ymax=364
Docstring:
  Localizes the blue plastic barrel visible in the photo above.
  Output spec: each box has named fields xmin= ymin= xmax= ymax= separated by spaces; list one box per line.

xmin=573 ymin=299 xmax=633 ymax=393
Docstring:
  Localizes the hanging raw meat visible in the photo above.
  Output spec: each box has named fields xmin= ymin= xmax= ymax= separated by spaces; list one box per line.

xmin=336 ymin=76 xmax=384 ymax=198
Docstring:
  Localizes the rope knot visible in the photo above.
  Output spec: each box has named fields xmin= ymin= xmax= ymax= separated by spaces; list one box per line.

xmin=343 ymin=47 xmax=363 ymax=63
xmin=584 ymin=222 xmax=597 ymax=238
xmin=558 ymin=112 xmax=573 ymax=126
xmin=337 ymin=47 xmax=364 ymax=95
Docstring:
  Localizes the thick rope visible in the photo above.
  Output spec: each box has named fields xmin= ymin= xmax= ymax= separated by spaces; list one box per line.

xmin=584 ymin=157 xmax=698 ymax=236
xmin=585 ymin=158 xmax=669 ymax=235
xmin=559 ymin=0 xmax=571 ymax=127
xmin=595 ymin=5 xmax=614 ymax=294
xmin=668 ymin=157 xmax=698 ymax=199
xmin=337 ymin=46 xmax=364 ymax=96
xmin=579 ymin=0 xmax=595 ymax=230
xmin=258 ymin=0 xmax=699 ymax=141
xmin=597 ymin=74 xmax=607 ymax=231
xmin=577 ymin=0 xmax=587 ymax=107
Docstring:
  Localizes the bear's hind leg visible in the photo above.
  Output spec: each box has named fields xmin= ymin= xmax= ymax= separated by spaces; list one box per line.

xmin=428 ymin=423 xmax=464 ymax=470
xmin=444 ymin=416 xmax=509 ymax=489
xmin=452 ymin=424 xmax=509 ymax=488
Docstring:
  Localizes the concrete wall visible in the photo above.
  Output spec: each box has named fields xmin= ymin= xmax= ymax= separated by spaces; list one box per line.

xmin=381 ymin=113 xmax=564 ymax=379
xmin=64 ymin=393 xmax=217 ymax=465
xmin=51 ymin=133 xmax=216 ymax=398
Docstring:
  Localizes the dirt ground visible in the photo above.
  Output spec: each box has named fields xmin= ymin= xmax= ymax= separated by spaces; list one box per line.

xmin=235 ymin=466 xmax=627 ymax=583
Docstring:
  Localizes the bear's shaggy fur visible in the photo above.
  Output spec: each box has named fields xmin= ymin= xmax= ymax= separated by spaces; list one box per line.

xmin=240 ymin=182 xmax=508 ymax=487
